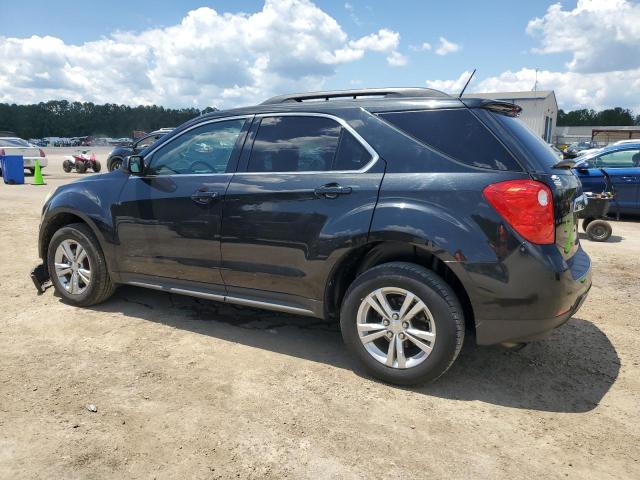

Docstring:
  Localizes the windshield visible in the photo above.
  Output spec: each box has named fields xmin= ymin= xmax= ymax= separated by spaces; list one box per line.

xmin=0 ymin=138 xmax=32 ymax=147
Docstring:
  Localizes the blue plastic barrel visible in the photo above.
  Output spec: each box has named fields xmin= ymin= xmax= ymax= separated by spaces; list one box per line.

xmin=1 ymin=155 xmax=25 ymax=184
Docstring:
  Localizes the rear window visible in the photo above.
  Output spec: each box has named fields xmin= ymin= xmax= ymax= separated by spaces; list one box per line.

xmin=378 ymin=109 xmax=521 ymax=171
xmin=484 ymin=112 xmax=560 ymax=171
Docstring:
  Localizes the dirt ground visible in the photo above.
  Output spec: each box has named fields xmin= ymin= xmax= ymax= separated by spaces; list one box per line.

xmin=1 ymin=148 xmax=639 ymax=479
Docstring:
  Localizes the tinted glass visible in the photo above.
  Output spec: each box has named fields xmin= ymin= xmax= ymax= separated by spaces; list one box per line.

xmin=487 ymin=111 xmax=559 ymax=170
xmin=333 ymin=130 xmax=371 ymax=171
xmin=136 ymin=134 xmax=162 ymax=150
xmin=595 ymin=149 xmax=640 ymax=168
xmin=147 ymin=119 xmax=245 ymax=175
xmin=379 ymin=109 xmax=520 ymax=171
xmin=248 ymin=116 xmax=341 ymax=172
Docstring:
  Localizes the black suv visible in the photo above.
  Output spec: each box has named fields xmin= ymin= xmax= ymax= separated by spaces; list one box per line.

xmin=32 ymin=88 xmax=591 ymax=384
xmin=106 ymin=129 xmax=173 ymax=171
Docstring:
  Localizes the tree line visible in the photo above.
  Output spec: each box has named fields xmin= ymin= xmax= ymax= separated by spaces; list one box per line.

xmin=1 ymin=100 xmax=639 ymax=139
xmin=0 ymin=100 xmax=217 ymax=139
xmin=557 ymin=107 xmax=640 ymax=127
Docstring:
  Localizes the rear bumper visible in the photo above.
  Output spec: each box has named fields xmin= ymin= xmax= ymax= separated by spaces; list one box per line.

xmin=475 ymin=285 xmax=590 ymax=344
xmin=467 ymin=245 xmax=592 ymax=345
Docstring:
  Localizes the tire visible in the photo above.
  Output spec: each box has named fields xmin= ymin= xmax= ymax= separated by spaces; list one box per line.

xmin=586 ymin=219 xmax=612 ymax=242
xmin=62 ymin=160 xmax=73 ymax=173
xmin=76 ymin=162 xmax=87 ymax=173
xmin=582 ymin=217 xmax=595 ymax=232
xmin=47 ymin=223 xmax=115 ymax=307
xmin=92 ymin=160 xmax=101 ymax=172
xmin=108 ymin=157 xmax=123 ymax=171
xmin=340 ymin=262 xmax=465 ymax=385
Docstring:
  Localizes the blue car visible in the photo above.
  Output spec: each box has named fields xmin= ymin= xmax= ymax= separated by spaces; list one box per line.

xmin=573 ymin=143 xmax=640 ymax=215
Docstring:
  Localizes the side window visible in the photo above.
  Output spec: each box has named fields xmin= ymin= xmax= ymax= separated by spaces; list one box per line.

xmin=247 ymin=116 xmax=371 ymax=172
xmin=595 ymin=149 xmax=640 ymax=168
xmin=147 ymin=119 xmax=245 ymax=176
xmin=334 ymin=130 xmax=372 ymax=171
xmin=379 ymin=109 xmax=521 ymax=171
xmin=135 ymin=134 xmax=160 ymax=150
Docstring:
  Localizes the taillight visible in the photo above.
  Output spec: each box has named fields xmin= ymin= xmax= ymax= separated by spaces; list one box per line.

xmin=39 ymin=148 xmax=46 ymax=157
xmin=483 ymin=179 xmax=555 ymax=245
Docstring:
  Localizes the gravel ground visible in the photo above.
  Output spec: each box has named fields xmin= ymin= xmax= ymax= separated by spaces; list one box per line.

xmin=1 ymin=148 xmax=639 ymax=479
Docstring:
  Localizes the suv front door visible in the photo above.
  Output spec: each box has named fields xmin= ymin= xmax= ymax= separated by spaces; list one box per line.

xmin=114 ymin=117 xmax=250 ymax=286
xmin=220 ymin=113 xmax=384 ymax=313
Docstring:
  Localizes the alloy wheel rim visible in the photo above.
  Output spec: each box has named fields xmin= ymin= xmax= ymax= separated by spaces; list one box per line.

xmin=54 ymin=240 xmax=92 ymax=295
xmin=356 ymin=287 xmax=436 ymax=369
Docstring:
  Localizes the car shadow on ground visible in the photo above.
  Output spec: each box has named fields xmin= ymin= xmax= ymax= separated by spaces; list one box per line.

xmin=88 ymin=286 xmax=620 ymax=414
xmin=578 ymin=232 xmax=623 ymax=243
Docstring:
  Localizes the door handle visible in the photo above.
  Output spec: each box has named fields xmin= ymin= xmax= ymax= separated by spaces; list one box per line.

xmin=314 ymin=184 xmax=352 ymax=199
xmin=191 ymin=189 xmax=219 ymax=204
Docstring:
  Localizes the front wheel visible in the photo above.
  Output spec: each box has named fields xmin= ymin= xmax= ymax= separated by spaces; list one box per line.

xmin=76 ymin=162 xmax=87 ymax=173
xmin=92 ymin=160 xmax=101 ymax=172
xmin=62 ymin=160 xmax=73 ymax=173
xmin=108 ymin=157 xmax=123 ymax=171
xmin=47 ymin=223 xmax=115 ymax=306
xmin=340 ymin=262 xmax=465 ymax=385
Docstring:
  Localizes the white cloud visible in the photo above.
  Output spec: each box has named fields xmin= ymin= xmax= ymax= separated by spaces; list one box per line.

xmin=426 ymin=0 xmax=640 ymax=112
xmin=0 ymin=0 xmax=404 ymax=107
xmin=434 ymin=37 xmax=460 ymax=56
xmin=348 ymin=28 xmax=405 ymax=66
xmin=426 ymin=68 xmax=640 ymax=112
xmin=526 ymin=0 xmax=640 ymax=73
xmin=425 ymin=70 xmax=473 ymax=93
xmin=409 ymin=42 xmax=431 ymax=52
xmin=386 ymin=51 xmax=408 ymax=67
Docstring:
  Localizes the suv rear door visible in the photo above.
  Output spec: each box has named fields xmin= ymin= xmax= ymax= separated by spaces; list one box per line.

xmin=220 ymin=113 xmax=384 ymax=312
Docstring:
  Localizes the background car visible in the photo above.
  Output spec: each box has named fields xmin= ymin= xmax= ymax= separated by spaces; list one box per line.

xmin=572 ymin=143 xmax=640 ymax=215
xmin=563 ymin=140 xmax=598 ymax=159
xmin=106 ymin=128 xmax=173 ymax=171
xmin=0 ymin=137 xmax=48 ymax=174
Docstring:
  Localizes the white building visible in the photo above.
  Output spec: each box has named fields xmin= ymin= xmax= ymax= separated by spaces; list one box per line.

xmin=463 ymin=90 xmax=558 ymax=143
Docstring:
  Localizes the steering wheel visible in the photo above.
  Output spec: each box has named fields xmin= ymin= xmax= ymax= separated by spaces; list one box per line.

xmin=190 ymin=161 xmax=214 ymax=174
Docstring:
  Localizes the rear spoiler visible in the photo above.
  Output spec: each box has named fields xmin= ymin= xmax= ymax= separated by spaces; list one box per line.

xmin=461 ymin=98 xmax=522 ymax=117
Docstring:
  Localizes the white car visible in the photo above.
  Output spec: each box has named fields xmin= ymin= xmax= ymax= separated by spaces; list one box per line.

xmin=0 ymin=137 xmax=48 ymax=173
xmin=612 ymin=139 xmax=640 ymax=146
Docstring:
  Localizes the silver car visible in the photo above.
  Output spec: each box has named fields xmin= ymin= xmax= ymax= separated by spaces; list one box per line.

xmin=0 ymin=137 xmax=48 ymax=173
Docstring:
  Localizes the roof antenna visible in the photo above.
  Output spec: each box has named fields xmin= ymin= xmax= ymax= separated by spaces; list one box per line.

xmin=458 ymin=69 xmax=476 ymax=98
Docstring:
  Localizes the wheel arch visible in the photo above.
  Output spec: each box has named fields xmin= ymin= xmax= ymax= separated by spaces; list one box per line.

xmin=39 ymin=209 xmax=108 ymax=266
xmin=324 ymin=241 xmax=475 ymax=336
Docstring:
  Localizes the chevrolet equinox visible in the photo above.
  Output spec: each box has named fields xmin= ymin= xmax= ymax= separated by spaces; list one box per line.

xmin=32 ymin=88 xmax=592 ymax=385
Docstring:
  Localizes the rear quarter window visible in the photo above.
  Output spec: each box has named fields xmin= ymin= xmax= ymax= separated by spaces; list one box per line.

xmin=378 ymin=109 xmax=521 ymax=171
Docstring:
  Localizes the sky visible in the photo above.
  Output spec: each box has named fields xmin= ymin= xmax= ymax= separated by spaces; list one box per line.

xmin=1 ymin=0 xmax=639 ymax=112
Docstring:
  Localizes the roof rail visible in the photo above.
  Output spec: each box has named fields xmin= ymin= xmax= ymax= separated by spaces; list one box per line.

xmin=260 ymin=87 xmax=449 ymax=105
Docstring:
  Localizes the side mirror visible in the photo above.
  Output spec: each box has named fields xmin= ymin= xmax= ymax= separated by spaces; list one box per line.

xmin=124 ymin=155 xmax=144 ymax=175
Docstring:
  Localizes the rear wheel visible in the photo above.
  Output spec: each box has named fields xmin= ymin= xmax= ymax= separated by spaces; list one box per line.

xmin=582 ymin=217 xmax=595 ymax=232
xmin=76 ymin=162 xmax=87 ymax=173
xmin=586 ymin=219 xmax=612 ymax=242
xmin=340 ymin=262 xmax=464 ymax=385
xmin=47 ymin=223 xmax=115 ymax=306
